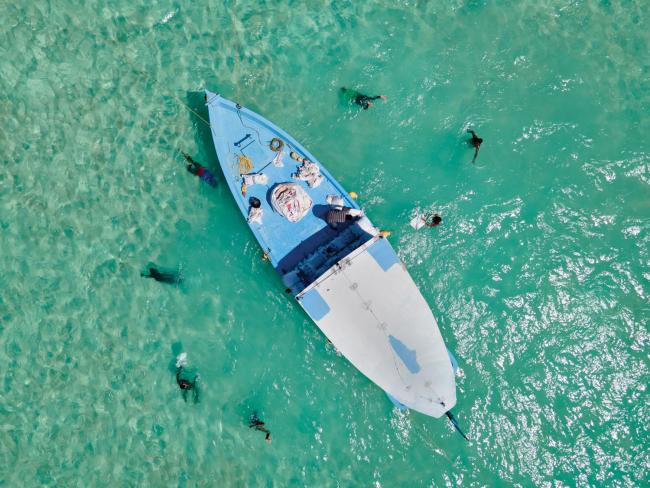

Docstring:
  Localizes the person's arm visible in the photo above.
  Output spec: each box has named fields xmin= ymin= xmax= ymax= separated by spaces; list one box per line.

xmin=187 ymin=161 xmax=200 ymax=174
xmin=182 ymin=151 xmax=198 ymax=166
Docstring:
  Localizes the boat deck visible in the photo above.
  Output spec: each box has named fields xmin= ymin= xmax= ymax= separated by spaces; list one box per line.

xmin=205 ymin=91 xmax=373 ymax=290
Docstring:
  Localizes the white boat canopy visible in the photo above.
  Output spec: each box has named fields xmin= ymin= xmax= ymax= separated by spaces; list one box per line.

xmin=297 ymin=236 xmax=456 ymax=418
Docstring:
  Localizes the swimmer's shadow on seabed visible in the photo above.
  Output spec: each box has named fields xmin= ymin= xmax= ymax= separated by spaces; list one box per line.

xmin=140 ymin=263 xmax=189 ymax=293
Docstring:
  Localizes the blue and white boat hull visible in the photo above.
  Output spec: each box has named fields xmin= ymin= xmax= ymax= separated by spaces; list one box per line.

xmin=205 ymin=91 xmax=456 ymax=418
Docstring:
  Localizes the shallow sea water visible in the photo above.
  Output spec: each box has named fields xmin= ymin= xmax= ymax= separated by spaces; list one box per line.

xmin=0 ymin=1 xmax=648 ymax=486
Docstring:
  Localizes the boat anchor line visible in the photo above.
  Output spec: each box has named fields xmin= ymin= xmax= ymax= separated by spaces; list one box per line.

xmin=445 ymin=411 xmax=469 ymax=441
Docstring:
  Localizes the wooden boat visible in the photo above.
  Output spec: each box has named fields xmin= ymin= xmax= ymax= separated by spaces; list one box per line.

xmin=205 ymin=91 xmax=457 ymax=419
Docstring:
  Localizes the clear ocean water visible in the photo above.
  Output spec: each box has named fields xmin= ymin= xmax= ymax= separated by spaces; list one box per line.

xmin=1 ymin=1 xmax=648 ymax=486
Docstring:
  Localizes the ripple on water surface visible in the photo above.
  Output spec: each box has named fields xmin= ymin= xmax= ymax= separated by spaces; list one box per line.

xmin=1 ymin=0 xmax=648 ymax=486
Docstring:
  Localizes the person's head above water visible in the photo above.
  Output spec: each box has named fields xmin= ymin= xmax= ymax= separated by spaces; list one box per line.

xmin=175 ymin=352 xmax=200 ymax=402
xmin=427 ymin=214 xmax=442 ymax=227
xmin=187 ymin=163 xmax=199 ymax=175
xmin=467 ymin=129 xmax=483 ymax=147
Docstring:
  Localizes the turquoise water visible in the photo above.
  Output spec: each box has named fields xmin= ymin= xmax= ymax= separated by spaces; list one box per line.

xmin=1 ymin=0 xmax=648 ymax=486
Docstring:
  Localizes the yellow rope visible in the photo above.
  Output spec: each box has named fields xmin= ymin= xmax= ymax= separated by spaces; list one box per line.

xmin=238 ymin=154 xmax=253 ymax=174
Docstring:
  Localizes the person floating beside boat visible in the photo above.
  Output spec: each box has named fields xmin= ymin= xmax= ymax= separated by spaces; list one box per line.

xmin=410 ymin=212 xmax=442 ymax=230
xmin=175 ymin=353 xmax=200 ymax=403
xmin=249 ymin=412 xmax=272 ymax=443
xmin=341 ymin=87 xmax=387 ymax=110
xmin=182 ymin=151 xmax=218 ymax=187
xmin=466 ymin=129 xmax=483 ymax=164
xmin=427 ymin=214 xmax=442 ymax=227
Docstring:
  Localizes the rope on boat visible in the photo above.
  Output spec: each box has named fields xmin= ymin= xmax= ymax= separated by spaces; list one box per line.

xmin=269 ymin=137 xmax=284 ymax=152
xmin=238 ymin=154 xmax=253 ymax=174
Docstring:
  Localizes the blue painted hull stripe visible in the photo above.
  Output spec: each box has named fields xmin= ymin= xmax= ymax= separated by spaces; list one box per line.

xmin=367 ymin=238 xmax=400 ymax=271
xmin=386 ymin=392 xmax=409 ymax=411
xmin=389 ymin=335 xmax=421 ymax=374
xmin=300 ymin=288 xmax=330 ymax=321
xmin=447 ymin=349 xmax=459 ymax=374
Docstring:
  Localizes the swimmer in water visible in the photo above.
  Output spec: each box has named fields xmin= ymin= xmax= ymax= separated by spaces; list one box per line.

xmin=141 ymin=267 xmax=182 ymax=285
xmin=425 ymin=214 xmax=442 ymax=227
xmin=410 ymin=212 xmax=442 ymax=230
xmin=249 ymin=412 xmax=272 ymax=443
xmin=182 ymin=151 xmax=218 ymax=187
xmin=467 ymin=129 xmax=483 ymax=164
xmin=341 ymin=87 xmax=387 ymax=110
xmin=175 ymin=353 xmax=199 ymax=403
